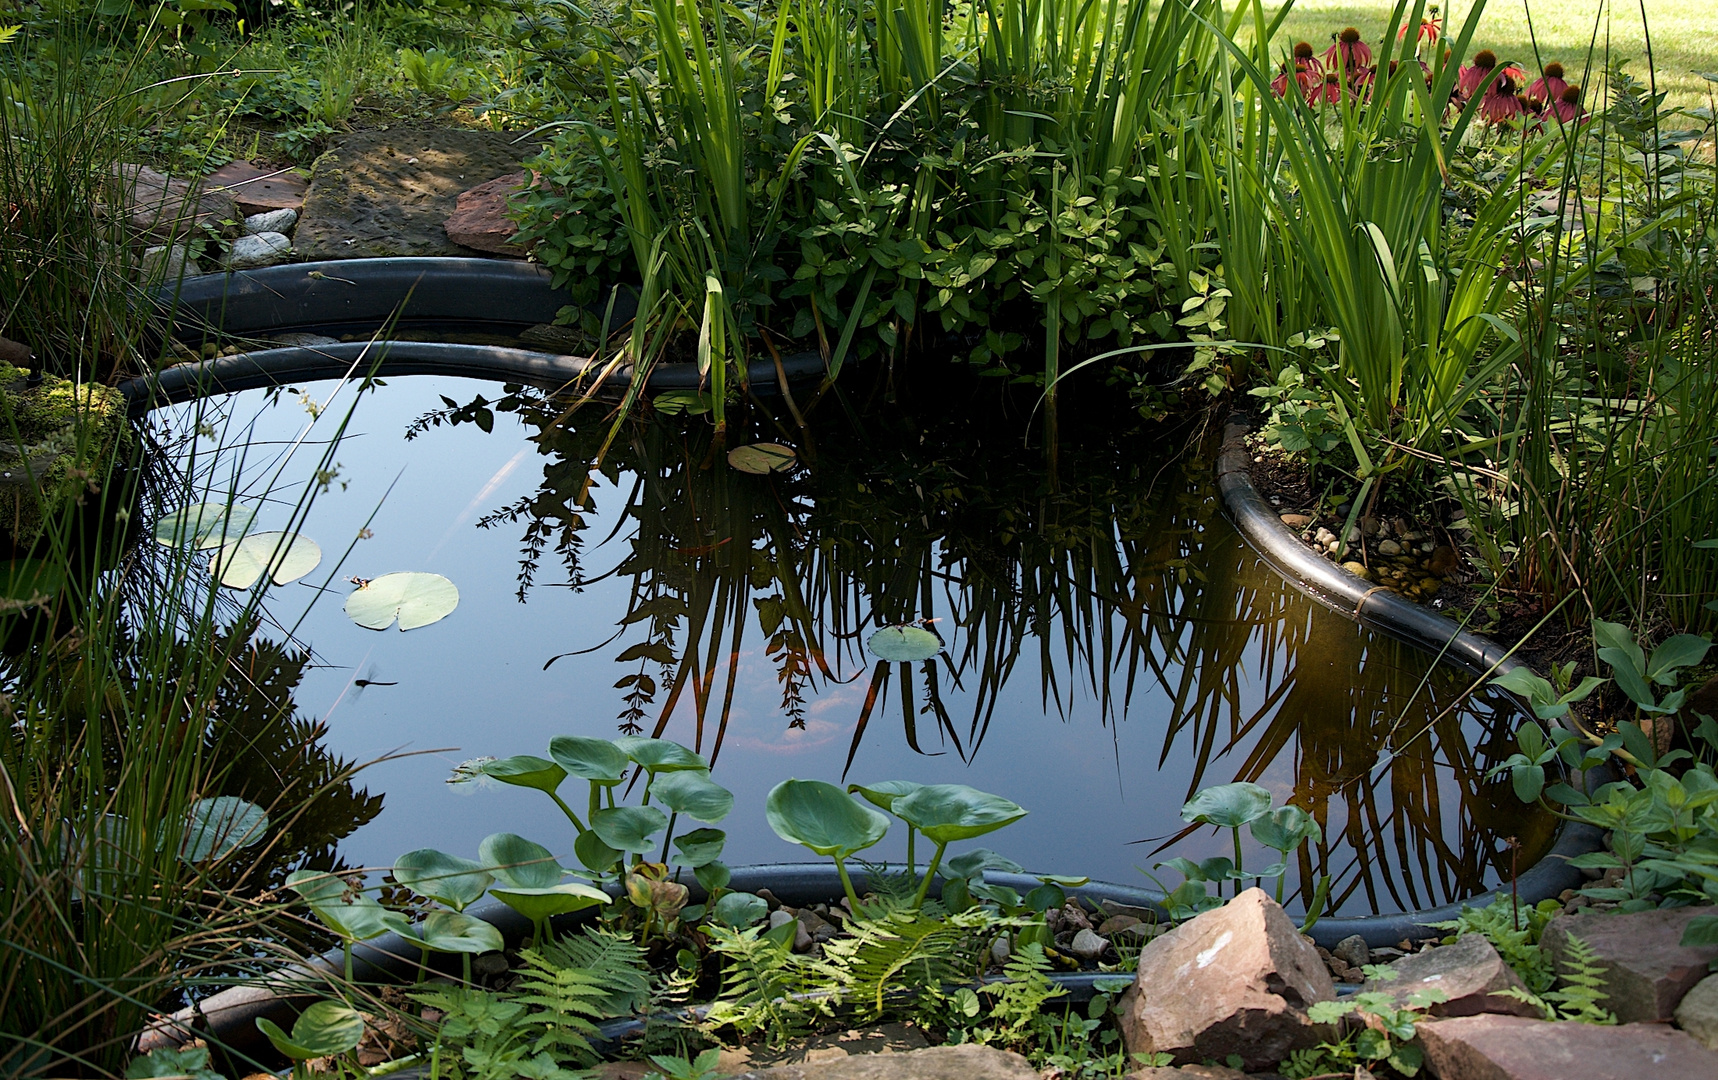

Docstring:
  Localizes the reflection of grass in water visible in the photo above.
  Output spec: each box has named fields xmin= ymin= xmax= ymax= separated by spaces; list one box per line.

xmin=425 ymin=380 xmax=1542 ymax=913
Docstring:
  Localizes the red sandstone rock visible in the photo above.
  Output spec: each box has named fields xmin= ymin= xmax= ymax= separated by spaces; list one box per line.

xmin=203 ymin=160 xmax=309 ymax=215
xmin=1360 ymin=933 xmax=1539 ymax=1018
xmin=1541 ymin=907 xmax=1718 ymax=1023
xmin=443 ymin=171 xmax=529 ymax=255
xmin=111 ymin=164 xmax=239 ymax=240
xmin=1416 ymin=1013 xmax=1718 ymax=1080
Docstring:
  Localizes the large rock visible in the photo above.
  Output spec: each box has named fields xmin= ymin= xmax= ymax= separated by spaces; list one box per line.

xmin=111 ymin=164 xmax=238 ymax=241
xmin=443 ymin=171 xmax=530 ymax=255
xmin=1117 ymin=888 xmax=1335 ymax=1070
xmin=1676 ymin=973 xmax=1718 ymax=1050
xmin=1541 ymin=908 xmax=1718 ymax=1023
xmin=295 ymin=129 xmax=540 ymax=259
xmin=1417 ymin=1013 xmax=1718 ymax=1080
xmin=1126 ymin=1066 xmax=1247 ymax=1080
xmin=731 ymin=1044 xmax=1037 ymax=1079
xmin=1361 ymin=933 xmax=1539 ymax=1018
xmin=204 ymin=159 xmax=309 ymax=215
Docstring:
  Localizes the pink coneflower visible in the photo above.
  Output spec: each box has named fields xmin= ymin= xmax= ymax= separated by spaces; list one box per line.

xmin=1481 ymin=65 xmax=1526 ymax=124
xmin=1458 ymin=49 xmax=1497 ymax=99
xmin=1548 ymin=84 xmax=1586 ymax=124
xmin=1399 ymin=6 xmax=1442 ymax=46
xmin=1526 ymin=62 xmax=1569 ymax=105
xmin=1325 ymin=27 xmax=1374 ymax=72
xmin=1315 ymin=71 xmax=1345 ymax=104
xmin=1293 ymin=40 xmax=1324 ymax=75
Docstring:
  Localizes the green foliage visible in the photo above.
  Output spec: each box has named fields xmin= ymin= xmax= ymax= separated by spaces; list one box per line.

xmin=701 ymin=922 xmax=830 ymax=1046
xmin=1427 ymin=899 xmax=1563 ymax=993
xmin=1497 ymin=934 xmax=1618 ymax=1024
xmin=124 ymin=1046 xmax=225 ymax=1080
xmin=256 ymin=1000 xmax=366 ymax=1063
xmin=822 ymin=908 xmax=988 ymax=1019
xmin=643 ymin=1049 xmax=724 ymax=1080
xmin=1299 ymin=976 xmax=1447 ymax=1078
xmin=966 ymin=942 xmax=1065 ymax=1051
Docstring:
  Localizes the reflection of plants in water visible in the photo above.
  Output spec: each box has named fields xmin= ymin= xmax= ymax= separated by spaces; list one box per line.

xmin=412 ymin=383 xmax=1541 ymax=911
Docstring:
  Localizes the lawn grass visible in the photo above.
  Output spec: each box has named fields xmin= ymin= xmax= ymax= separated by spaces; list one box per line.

xmin=1267 ymin=0 xmax=1717 ymax=112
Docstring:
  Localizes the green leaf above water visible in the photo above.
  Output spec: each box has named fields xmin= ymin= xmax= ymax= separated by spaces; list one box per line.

xmin=255 ymin=1000 xmax=365 ymax=1060
xmin=286 ymin=869 xmax=405 ymax=942
xmin=180 ymin=796 xmax=269 ymax=862
xmin=393 ymin=848 xmax=493 ymax=912
xmin=727 ymin=442 xmax=797 ymax=474
xmin=479 ymin=832 xmax=566 ymax=889
xmin=649 ymin=770 xmax=734 ymax=823
xmin=615 ymin=736 xmax=707 ymax=773
xmin=867 ymin=625 xmax=942 ymax=662
xmin=154 ymin=502 xmax=256 ymax=549
xmin=397 ymin=910 xmax=504 ymax=955
xmin=207 ymin=531 xmax=322 ymax=589
xmin=344 ymin=571 xmax=459 ymax=630
xmin=481 ymin=755 xmax=567 ymax=794
xmin=549 ymin=734 xmax=629 ymax=783
xmin=711 ymin=891 xmax=768 ymax=927
xmin=847 ymin=780 xmax=924 ymax=812
xmin=672 ymin=827 xmax=726 ymax=867
xmin=591 ymin=805 xmax=670 ymax=853
xmin=765 ymin=778 xmax=889 ymax=859
xmin=1180 ymin=782 xmax=1273 ymax=828
xmin=892 ymin=783 xmax=1027 ymax=845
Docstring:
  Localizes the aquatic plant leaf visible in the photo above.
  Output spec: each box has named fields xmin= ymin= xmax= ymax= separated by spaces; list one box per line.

xmin=207 ymin=531 xmax=322 ymax=589
xmin=1250 ymin=805 xmax=1322 ymax=853
xmin=124 ymin=1046 xmax=224 ymax=1080
xmin=614 ymin=736 xmax=707 ymax=773
xmin=591 ymin=805 xmax=670 ymax=853
xmin=180 ymin=796 xmax=269 ymax=862
xmin=847 ymin=780 xmax=924 ymax=812
xmin=653 ymin=389 xmax=712 ymax=416
xmin=549 ymin=734 xmax=629 ymax=783
xmin=944 ymin=848 xmax=1025 ymax=880
xmin=711 ymin=891 xmax=768 ymax=927
xmin=343 ymin=571 xmax=459 ymax=631
xmin=672 ymin=827 xmax=726 ymax=867
xmin=727 ymin=442 xmax=796 ymax=474
xmin=0 ymin=558 xmax=64 ymax=603
xmin=649 ymin=770 xmax=734 ymax=823
xmin=285 ymin=869 xmax=404 ymax=941
xmin=478 ymin=832 xmax=565 ymax=889
xmin=892 ymin=784 xmax=1027 ymax=845
xmin=393 ymin=849 xmax=493 ymax=912
xmin=574 ymin=829 xmax=623 ymax=874
xmin=488 ymin=882 xmax=611 ymax=924
xmin=401 ymin=910 xmax=505 ymax=955
xmin=695 ymin=860 xmax=731 ymax=893
xmin=480 ymin=754 xmax=566 ymax=794
xmin=765 ymin=778 xmax=889 ymax=858
xmin=255 ymin=1000 xmax=364 ymax=1060
xmin=154 ymin=502 xmax=255 ymax=549
xmin=1180 ymin=782 xmax=1273 ymax=828
xmin=867 ymin=625 xmax=942 ymax=662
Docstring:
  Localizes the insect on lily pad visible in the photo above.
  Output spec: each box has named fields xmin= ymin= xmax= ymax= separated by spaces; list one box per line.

xmin=344 ymin=572 xmax=459 ymax=631
xmin=867 ymin=624 xmax=942 ymax=662
xmin=727 ymin=443 xmax=796 ymax=474
xmin=208 ymin=531 xmax=323 ymax=589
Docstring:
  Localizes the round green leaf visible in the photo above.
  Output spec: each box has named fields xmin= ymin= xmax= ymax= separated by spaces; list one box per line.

xmin=614 ymin=736 xmax=707 ymax=773
xmin=549 ymin=735 xmax=629 ymax=784
xmin=155 ymin=502 xmax=255 ymax=549
xmin=672 ymin=827 xmax=726 ymax=868
xmin=489 ymin=882 xmax=611 ymax=924
xmin=404 ymin=910 xmax=504 ymax=955
xmin=867 ymin=625 xmax=942 ymax=662
xmin=344 ymin=571 xmax=459 ymax=631
xmin=180 ymin=796 xmax=269 ymax=863
xmin=285 ymin=869 xmax=404 ymax=941
xmin=765 ymin=778 xmax=889 ymax=859
xmin=208 ymin=531 xmax=322 ymax=589
xmin=892 ymin=784 xmax=1027 ymax=846
xmin=256 ymin=1000 xmax=364 ymax=1060
xmin=1180 ymin=782 xmax=1273 ymax=829
xmin=944 ymin=848 xmax=1025 ymax=880
xmin=727 ymin=442 xmax=797 ymax=474
xmin=591 ymin=805 xmax=670 ymax=854
xmin=711 ymin=891 xmax=768 ymax=927
xmin=478 ymin=832 xmax=565 ymax=890
xmin=1250 ymin=805 xmax=1321 ymax=853
xmin=574 ymin=829 xmax=623 ymax=874
xmin=694 ymin=860 xmax=731 ymax=893
xmin=394 ymin=849 xmax=493 ymax=912
xmin=847 ymin=780 xmax=924 ymax=813
xmin=649 ymin=771 xmax=734 ymax=824
xmin=480 ymin=755 xmax=567 ymax=795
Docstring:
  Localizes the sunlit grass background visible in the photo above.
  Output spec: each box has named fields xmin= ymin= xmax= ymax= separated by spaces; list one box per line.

xmin=1267 ymin=0 xmax=1716 ymax=111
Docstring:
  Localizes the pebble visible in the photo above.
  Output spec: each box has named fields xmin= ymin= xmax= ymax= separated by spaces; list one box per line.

xmin=1377 ymin=539 xmax=1402 ymax=556
xmin=1341 ymin=561 xmax=1370 ymax=581
xmin=1280 ymin=513 xmax=1312 ymax=528
xmin=991 ymin=937 xmax=1012 ymax=964
xmin=242 ymin=207 xmax=298 ymax=235
xmin=768 ymin=909 xmax=795 ymax=931
xmin=1332 ymin=934 xmax=1370 ymax=968
xmin=141 ymin=243 xmax=197 ymax=281
xmin=1069 ymin=928 xmax=1108 ymax=960
xmin=222 ymin=231 xmax=292 ymax=270
xmin=472 ymin=952 xmax=508 ymax=977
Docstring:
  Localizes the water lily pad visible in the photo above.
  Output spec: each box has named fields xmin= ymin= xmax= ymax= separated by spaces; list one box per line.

xmin=944 ymin=848 xmax=1025 ymax=880
xmin=654 ymin=390 xmax=712 ymax=416
xmin=649 ymin=771 xmax=734 ymax=823
xmin=549 ymin=734 xmax=629 ymax=784
xmin=394 ymin=849 xmax=494 ymax=912
xmin=180 ymin=796 xmax=269 ymax=862
xmin=727 ymin=442 xmax=797 ymax=474
xmin=488 ymin=881 xmax=611 ymax=925
xmin=765 ymin=778 xmax=889 ymax=859
xmin=847 ymin=780 xmax=925 ymax=813
xmin=614 ymin=736 xmax=707 ymax=773
xmin=344 ymin=571 xmax=459 ymax=631
xmin=891 ymin=784 xmax=1027 ymax=846
xmin=695 ymin=860 xmax=731 ymax=893
xmin=672 ymin=827 xmax=726 ymax=868
xmin=591 ymin=805 xmax=670 ymax=854
xmin=480 ymin=755 xmax=567 ymax=794
xmin=398 ymin=910 xmax=505 ymax=955
xmin=207 ymin=531 xmax=322 ymax=589
xmin=255 ymin=1000 xmax=364 ymax=1061
xmin=1181 ymin=782 xmax=1273 ymax=829
xmin=711 ymin=891 xmax=768 ymax=927
xmin=478 ymin=832 xmax=565 ymax=889
xmin=867 ymin=625 xmax=942 ymax=662
xmin=286 ymin=869 xmax=405 ymax=941
xmin=154 ymin=502 xmax=256 ymax=549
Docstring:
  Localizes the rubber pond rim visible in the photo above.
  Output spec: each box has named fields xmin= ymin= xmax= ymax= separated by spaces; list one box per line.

xmin=125 ymin=257 xmax=825 ymax=415
xmin=1216 ymin=412 xmax=1611 ymax=929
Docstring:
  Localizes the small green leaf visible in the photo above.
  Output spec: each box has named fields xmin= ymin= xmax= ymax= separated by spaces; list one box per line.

xmin=478 ymin=833 xmax=565 ymax=889
xmin=695 ymin=860 xmax=731 ymax=893
xmin=591 ymin=805 xmax=670 ymax=853
xmin=1181 ymin=782 xmax=1273 ymax=828
xmin=286 ymin=869 xmax=404 ymax=941
xmin=614 ymin=736 xmax=707 ymax=773
xmin=574 ymin=829 xmax=623 ymax=875
xmin=255 ymin=1000 xmax=364 ymax=1060
xmin=481 ymin=755 xmax=567 ymax=794
xmin=155 ymin=502 xmax=255 ymax=549
xmin=712 ymin=891 xmax=768 ymax=927
xmin=344 ymin=571 xmax=459 ymax=631
xmin=892 ymin=783 xmax=1027 ymax=845
xmin=649 ymin=770 xmax=734 ymax=823
xmin=488 ymin=882 xmax=610 ymax=924
xmin=180 ymin=796 xmax=269 ymax=862
xmin=672 ymin=827 xmax=726 ymax=867
xmin=766 ymin=778 xmax=890 ymax=858
xmin=727 ymin=442 xmax=797 ymax=474
xmin=393 ymin=849 xmax=493 ymax=912
xmin=945 ymin=848 xmax=1025 ymax=880
xmin=401 ymin=910 xmax=504 ymax=954
xmin=847 ymin=780 xmax=925 ymax=812
xmin=548 ymin=734 xmax=629 ymax=783
xmin=867 ymin=625 xmax=942 ymax=661
xmin=125 ymin=1046 xmax=224 ymax=1080
xmin=1249 ymin=804 xmax=1320 ymax=853
xmin=1680 ymin=913 xmax=1718 ymax=947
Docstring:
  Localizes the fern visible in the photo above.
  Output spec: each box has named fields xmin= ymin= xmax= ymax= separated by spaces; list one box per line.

xmin=530 ymin=926 xmax=652 ymax=1016
xmin=973 ymin=942 xmax=1066 ymax=1050
xmin=821 ymin=908 xmax=980 ymax=1019
xmin=1425 ymin=897 xmax=1560 ymax=992
xmin=701 ymin=923 xmax=829 ymax=1047
xmin=511 ymin=950 xmax=611 ymax=1062
xmin=1495 ymin=933 xmax=1617 ymax=1024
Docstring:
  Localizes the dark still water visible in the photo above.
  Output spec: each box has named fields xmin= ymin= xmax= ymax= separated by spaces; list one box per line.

xmin=148 ymin=371 xmax=1550 ymax=916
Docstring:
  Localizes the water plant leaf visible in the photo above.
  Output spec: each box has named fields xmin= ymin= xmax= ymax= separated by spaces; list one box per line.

xmin=1250 ymin=805 xmax=1322 ymax=853
xmin=0 ymin=557 xmax=64 ymax=603
xmin=343 ymin=571 xmax=459 ymax=631
xmin=944 ymin=848 xmax=1025 ymax=880
xmin=400 ymin=910 xmax=505 ymax=955
xmin=1180 ymin=782 xmax=1273 ymax=828
xmin=711 ymin=891 xmax=768 ymax=927
xmin=255 ymin=1000 xmax=364 ymax=1060
xmin=574 ymin=829 xmax=623 ymax=874
xmin=649 ymin=770 xmax=734 ymax=823
xmin=549 ymin=734 xmax=629 ymax=784
xmin=207 ymin=531 xmax=322 ymax=589
xmin=653 ymin=389 xmax=712 ymax=416
xmin=672 ymin=827 xmax=726 ymax=867
xmin=614 ymin=736 xmax=707 ymax=773
xmin=727 ymin=442 xmax=796 ymax=474
xmin=285 ymin=869 xmax=404 ymax=941
xmin=480 ymin=755 xmax=567 ymax=794
xmin=891 ymin=783 xmax=1027 ymax=845
xmin=591 ymin=805 xmax=670 ymax=853
xmin=487 ymin=881 xmax=611 ymax=925
xmin=393 ymin=849 xmax=493 ymax=912
xmin=866 ymin=625 xmax=941 ymax=662
xmin=694 ymin=860 xmax=731 ymax=893
xmin=847 ymin=780 xmax=924 ymax=812
xmin=154 ymin=502 xmax=255 ymax=549
xmin=478 ymin=832 xmax=565 ymax=889
xmin=765 ymin=778 xmax=889 ymax=858
xmin=180 ymin=796 xmax=269 ymax=862
xmin=124 ymin=1046 xmax=224 ymax=1080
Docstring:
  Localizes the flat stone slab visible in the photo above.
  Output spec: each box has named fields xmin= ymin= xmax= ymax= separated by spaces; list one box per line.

xmin=203 ymin=160 xmax=309 ymax=215
xmin=732 ymin=1044 xmax=1038 ymax=1079
xmin=444 ymin=171 xmax=530 ymax=255
xmin=1417 ymin=1013 xmax=1718 ymax=1080
xmin=1361 ymin=933 xmax=1538 ymax=1018
xmin=111 ymin=164 xmax=238 ymax=241
xmin=1676 ymin=972 xmax=1718 ymax=1050
xmin=1542 ymin=907 xmax=1718 ymax=1023
xmin=295 ymin=128 xmax=539 ymax=260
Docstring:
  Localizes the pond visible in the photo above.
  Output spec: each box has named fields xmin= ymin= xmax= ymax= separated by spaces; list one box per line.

xmin=146 ymin=365 xmax=1551 ymax=917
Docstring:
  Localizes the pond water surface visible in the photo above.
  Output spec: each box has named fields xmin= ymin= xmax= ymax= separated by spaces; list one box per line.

xmin=149 ymin=369 xmax=1551 ymax=916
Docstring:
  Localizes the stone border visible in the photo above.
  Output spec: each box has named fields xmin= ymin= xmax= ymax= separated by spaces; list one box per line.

xmin=1216 ymin=412 xmax=1609 ymax=945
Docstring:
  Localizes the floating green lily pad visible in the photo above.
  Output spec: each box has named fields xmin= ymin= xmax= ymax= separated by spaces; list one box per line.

xmin=727 ymin=442 xmax=797 ymax=474
xmin=654 ymin=390 xmax=713 ymax=416
xmin=344 ymin=571 xmax=459 ymax=631
xmin=180 ymin=796 xmax=269 ymax=863
xmin=867 ymin=625 xmax=942 ymax=662
xmin=208 ymin=531 xmax=322 ymax=589
xmin=154 ymin=503 xmax=256 ymax=549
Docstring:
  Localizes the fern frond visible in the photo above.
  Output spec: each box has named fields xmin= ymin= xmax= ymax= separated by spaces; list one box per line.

xmin=1543 ymin=934 xmax=1617 ymax=1025
xmin=823 ymin=909 xmax=979 ymax=1019
xmin=513 ymin=949 xmax=609 ymax=1063
xmin=532 ymin=926 xmax=652 ymax=1016
xmin=701 ymin=923 xmax=827 ymax=1047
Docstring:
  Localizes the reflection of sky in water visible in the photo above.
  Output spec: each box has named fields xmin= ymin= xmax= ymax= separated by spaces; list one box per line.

xmin=158 ymin=377 xmax=1547 ymax=915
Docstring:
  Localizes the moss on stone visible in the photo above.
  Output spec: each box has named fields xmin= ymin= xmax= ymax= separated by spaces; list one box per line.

xmin=0 ymin=363 xmax=131 ymax=546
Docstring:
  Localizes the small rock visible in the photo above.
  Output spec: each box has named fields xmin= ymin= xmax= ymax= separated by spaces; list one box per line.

xmin=1314 ymin=528 xmax=1335 ymax=545
xmin=1418 ymin=577 xmax=1441 ymax=596
xmin=768 ymin=909 xmax=795 ymax=931
xmin=793 ymin=922 xmax=813 ymax=953
xmin=991 ymin=937 xmax=1012 ymax=965
xmin=203 ymin=159 xmax=309 ymax=215
xmin=141 ymin=243 xmax=198 ymax=282
xmin=1542 ymin=907 xmax=1718 ymax=1023
xmin=1070 ymin=929 xmax=1108 ymax=960
xmin=0 ymin=335 xmax=30 ymax=365
xmin=1280 ymin=514 xmax=1312 ymax=528
xmin=756 ymin=888 xmax=782 ymax=908
xmin=269 ymin=332 xmax=341 ymax=347
xmin=112 ymin=163 xmax=238 ymax=240
xmin=734 ymin=1044 xmax=1038 ymax=1080
xmin=444 ymin=170 xmax=531 ymax=254
xmin=1360 ymin=515 xmax=1380 ymax=537
xmin=1332 ymin=934 xmax=1370 ymax=969
xmin=243 ymin=208 xmax=298 ymax=235
xmin=1417 ymin=1013 xmax=1718 ymax=1080
xmin=222 ymin=231 xmax=292 ymax=270
xmin=796 ymin=907 xmax=838 ymax=944
xmin=1099 ymin=914 xmax=1143 ymax=936
xmin=1361 ymin=933 xmax=1538 ymax=1018
xmin=1124 ymin=1067 xmax=1247 ymax=1080
xmin=1340 ymin=561 xmax=1370 ymax=581
xmin=1676 ymin=973 xmax=1718 ymax=1050
xmin=1060 ymin=902 xmax=1093 ymax=934
xmin=472 ymin=952 xmax=508 ymax=978
xmin=1377 ymin=539 xmax=1402 ymax=556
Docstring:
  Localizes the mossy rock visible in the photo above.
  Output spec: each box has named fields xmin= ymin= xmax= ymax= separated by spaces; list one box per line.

xmin=0 ymin=363 xmax=131 ymax=547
